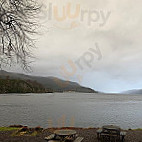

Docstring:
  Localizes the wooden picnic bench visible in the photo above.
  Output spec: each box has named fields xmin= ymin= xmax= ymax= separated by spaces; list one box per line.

xmin=45 ymin=129 xmax=83 ymax=142
xmin=97 ymin=125 xmax=126 ymax=142
xmin=45 ymin=134 xmax=55 ymax=141
xmin=46 ymin=137 xmax=83 ymax=142
xmin=74 ymin=137 xmax=84 ymax=142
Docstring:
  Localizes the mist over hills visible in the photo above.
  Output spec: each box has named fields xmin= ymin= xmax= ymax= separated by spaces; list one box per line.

xmin=0 ymin=70 xmax=97 ymax=93
xmin=122 ymin=89 xmax=142 ymax=95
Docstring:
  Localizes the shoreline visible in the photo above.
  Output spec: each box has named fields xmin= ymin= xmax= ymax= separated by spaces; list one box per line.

xmin=0 ymin=126 xmax=142 ymax=142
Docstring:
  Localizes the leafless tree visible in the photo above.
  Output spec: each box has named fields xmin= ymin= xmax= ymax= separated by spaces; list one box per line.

xmin=0 ymin=0 xmax=41 ymax=71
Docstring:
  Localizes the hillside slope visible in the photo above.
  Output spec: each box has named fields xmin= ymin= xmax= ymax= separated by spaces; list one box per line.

xmin=0 ymin=70 xmax=97 ymax=93
xmin=122 ymin=89 xmax=142 ymax=94
xmin=0 ymin=78 xmax=46 ymax=93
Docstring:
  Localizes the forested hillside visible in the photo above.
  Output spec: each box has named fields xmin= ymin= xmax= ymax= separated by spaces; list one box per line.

xmin=0 ymin=70 xmax=97 ymax=93
xmin=0 ymin=77 xmax=49 ymax=93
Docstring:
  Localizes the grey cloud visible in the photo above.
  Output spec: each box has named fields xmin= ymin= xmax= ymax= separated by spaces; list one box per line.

xmin=6 ymin=0 xmax=142 ymax=93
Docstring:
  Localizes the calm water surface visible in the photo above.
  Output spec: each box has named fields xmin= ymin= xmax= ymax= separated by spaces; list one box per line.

xmin=0 ymin=93 xmax=142 ymax=129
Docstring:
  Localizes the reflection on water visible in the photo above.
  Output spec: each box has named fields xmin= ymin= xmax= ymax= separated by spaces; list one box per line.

xmin=0 ymin=93 xmax=142 ymax=129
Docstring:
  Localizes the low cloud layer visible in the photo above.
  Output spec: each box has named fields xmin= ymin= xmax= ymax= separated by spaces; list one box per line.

xmin=8 ymin=0 xmax=142 ymax=93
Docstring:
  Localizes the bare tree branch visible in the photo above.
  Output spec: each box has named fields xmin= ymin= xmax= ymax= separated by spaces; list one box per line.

xmin=0 ymin=0 xmax=41 ymax=71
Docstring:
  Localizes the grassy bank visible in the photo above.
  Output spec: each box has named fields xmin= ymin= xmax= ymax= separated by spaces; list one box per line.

xmin=0 ymin=127 xmax=19 ymax=131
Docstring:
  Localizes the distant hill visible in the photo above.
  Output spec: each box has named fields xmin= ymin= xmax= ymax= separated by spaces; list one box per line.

xmin=0 ymin=70 xmax=97 ymax=93
xmin=0 ymin=77 xmax=46 ymax=93
xmin=122 ymin=89 xmax=142 ymax=94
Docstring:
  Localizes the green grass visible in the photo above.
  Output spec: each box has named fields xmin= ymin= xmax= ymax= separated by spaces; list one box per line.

xmin=0 ymin=127 xmax=19 ymax=131
xmin=11 ymin=130 xmax=39 ymax=137
xmin=133 ymin=128 xmax=142 ymax=131
xmin=31 ymin=131 xmax=38 ymax=136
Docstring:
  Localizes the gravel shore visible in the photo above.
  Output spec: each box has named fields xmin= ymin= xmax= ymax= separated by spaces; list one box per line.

xmin=0 ymin=127 xmax=142 ymax=142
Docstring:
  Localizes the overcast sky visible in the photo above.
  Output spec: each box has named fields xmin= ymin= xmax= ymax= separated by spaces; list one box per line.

xmin=8 ymin=0 xmax=142 ymax=93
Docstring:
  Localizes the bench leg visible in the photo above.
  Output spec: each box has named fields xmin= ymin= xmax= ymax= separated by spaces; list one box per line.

xmin=97 ymin=133 xmax=101 ymax=140
xmin=121 ymin=135 xmax=125 ymax=142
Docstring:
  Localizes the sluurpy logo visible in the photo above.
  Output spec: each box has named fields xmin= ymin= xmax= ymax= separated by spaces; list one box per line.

xmin=52 ymin=42 xmax=102 ymax=88
xmin=41 ymin=2 xmax=111 ymax=30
